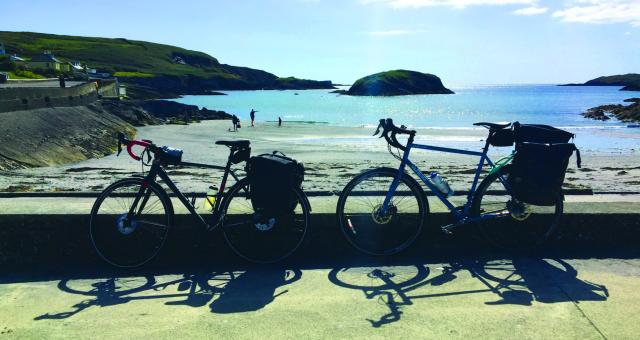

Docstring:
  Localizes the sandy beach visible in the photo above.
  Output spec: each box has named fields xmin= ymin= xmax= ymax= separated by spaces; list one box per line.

xmin=1 ymin=120 xmax=638 ymax=195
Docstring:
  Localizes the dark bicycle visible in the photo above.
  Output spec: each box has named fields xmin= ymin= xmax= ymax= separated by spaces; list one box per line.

xmin=89 ymin=133 xmax=311 ymax=268
xmin=336 ymin=118 xmax=577 ymax=255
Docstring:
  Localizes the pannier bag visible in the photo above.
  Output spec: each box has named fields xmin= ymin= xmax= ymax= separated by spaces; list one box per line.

xmin=160 ymin=146 xmax=183 ymax=165
xmin=509 ymin=142 xmax=580 ymax=206
xmin=246 ymin=152 xmax=305 ymax=214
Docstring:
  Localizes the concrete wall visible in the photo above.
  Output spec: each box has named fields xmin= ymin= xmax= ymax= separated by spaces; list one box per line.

xmin=0 ymin=81 xmax=99 ymax=113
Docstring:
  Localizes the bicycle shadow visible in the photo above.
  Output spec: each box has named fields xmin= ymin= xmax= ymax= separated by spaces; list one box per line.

xmin=328 ymin=257 xmax=608 ymax=328
xmin=33 ymin=267 xmax=302 ymax=321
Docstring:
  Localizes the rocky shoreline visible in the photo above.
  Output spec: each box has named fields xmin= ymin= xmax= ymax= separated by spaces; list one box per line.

xmin=0 ymin=100 xmax=231 ymax=170
xmin=582 ymin=98 xmax=640 ymax=123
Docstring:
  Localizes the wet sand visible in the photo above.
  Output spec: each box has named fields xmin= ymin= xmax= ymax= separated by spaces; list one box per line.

xmin=1 ymin=121 xmax=639 ymax=194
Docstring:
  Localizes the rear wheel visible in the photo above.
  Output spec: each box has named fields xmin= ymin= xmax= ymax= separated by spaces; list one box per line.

xmin=471 ymin=165 xmax=563 ymax=250
xmin=221 ymin=178 xmax=310 ymax=263
xmin=89 ymin=178 xmax=172 ymax=268
xmin=336 ymin=168 xmax=427 ymax=256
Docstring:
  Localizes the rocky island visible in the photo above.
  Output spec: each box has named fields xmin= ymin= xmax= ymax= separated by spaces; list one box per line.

xmin=582 ymin=98 xmax=640 ymax=123
xmin=337 ymin=70 xmax=454 ymax=96
xmin=562 ymin=74 xmax=640 ymax=92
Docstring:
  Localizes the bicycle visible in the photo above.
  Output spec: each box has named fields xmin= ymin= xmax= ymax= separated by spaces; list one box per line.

xmin=336 ymin=118 xmax=564 ymax=255
xmin=89 ymin=133 xmax=311 ymax=268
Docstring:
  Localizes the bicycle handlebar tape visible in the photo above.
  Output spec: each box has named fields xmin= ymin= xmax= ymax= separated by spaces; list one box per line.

xmin=127 ymin=140 xmax=151 ymax=161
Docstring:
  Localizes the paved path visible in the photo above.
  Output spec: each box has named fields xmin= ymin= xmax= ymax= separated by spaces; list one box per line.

xmin=0 ymin=80 xmax=84 ymax=88
xmin=0 ymin=258 xmax=638 ymax=339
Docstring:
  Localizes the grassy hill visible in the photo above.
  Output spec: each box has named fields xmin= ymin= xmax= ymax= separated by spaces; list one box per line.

xmin=346 ymin=70 xmax=454 ymax=96
xmin=0 ymin=31 xmax=334 ymax=98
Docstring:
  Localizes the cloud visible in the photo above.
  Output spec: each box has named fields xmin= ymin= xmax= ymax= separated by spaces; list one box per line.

xmin=360 ymin=0 xmax=537 ymax=9
xmin=513 ymin=6 xmax=548 ymax=15
xmin=552 ymin=0 xmax=640 ymax=26
xmin=367 ymin=29 xmax=415 ymax=35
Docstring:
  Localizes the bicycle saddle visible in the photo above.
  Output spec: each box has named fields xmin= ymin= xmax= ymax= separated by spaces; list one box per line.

xmin=215 ymin=139 xmax=250 ymax=148
xmin=473 ymin=122 xmax=511 ymax=130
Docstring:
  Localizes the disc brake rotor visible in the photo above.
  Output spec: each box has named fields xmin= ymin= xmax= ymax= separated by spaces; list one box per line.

xmin=372 ymin=204 xmax=396 ymax=224
xmin=508 ymin=200 xmax=532 ymax=221
xmin=116 ymin=214 xmax=138 ymax=235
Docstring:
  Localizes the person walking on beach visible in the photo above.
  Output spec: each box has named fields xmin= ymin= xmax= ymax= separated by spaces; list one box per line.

xmin=278 ymin=117 xmax=282 ymax=127
xmin=250 ymin=109 xmax=258 ymax=127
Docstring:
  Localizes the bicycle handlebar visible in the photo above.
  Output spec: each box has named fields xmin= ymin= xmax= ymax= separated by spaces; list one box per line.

xmin=373 ymin=118 xmax=416 ymax=151
xmin=117 ymin=132 xmax=154 ymax=161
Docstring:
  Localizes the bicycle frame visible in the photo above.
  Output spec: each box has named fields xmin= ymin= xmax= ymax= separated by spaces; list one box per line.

xmin=127 ymin=148 xmax=243 ymax=231
xmin=382 ymin=135 xmax=512 ymax=223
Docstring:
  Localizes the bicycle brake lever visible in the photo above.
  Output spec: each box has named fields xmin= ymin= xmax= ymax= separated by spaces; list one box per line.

xmin=116 ymin=133 xmax=123 ymax=156
xmin=373 ymin=123 xmax=382 ymax=136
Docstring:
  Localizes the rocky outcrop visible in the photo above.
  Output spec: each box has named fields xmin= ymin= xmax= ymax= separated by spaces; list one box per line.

xmin=582 ymin=98 xmax=640 ymax=123
xmin=0 ymin=99 xmax=232 ymax=170
xmin=0 ymin=105 xmax=135 ymax=170
xmin=562 ymin=74 xmax=640 ymax=92
xmin=346 ymin=70 xmax=454 ymax=96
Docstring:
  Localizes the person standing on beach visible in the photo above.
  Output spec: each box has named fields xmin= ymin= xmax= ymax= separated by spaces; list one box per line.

xmin=278 ymin=117 xmax=282 ymax=127
xmin=250 ymin=109 xmax=258 ymax=127
xmin=231 ymin=114 xmax=239 ymax=132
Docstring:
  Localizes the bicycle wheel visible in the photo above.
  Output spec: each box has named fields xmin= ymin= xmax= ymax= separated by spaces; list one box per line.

xmin=221 ymin=178 xmax=310 ymax=263
xmin=336 ymin=168 xmax=427 ymax=256
xmin=329 ymin=265 xmax=428 ymax=290
xmin=89 ymin=178 xmax=172 ymax=268
xmin=471 ymin=165 xmax=563 ymax=250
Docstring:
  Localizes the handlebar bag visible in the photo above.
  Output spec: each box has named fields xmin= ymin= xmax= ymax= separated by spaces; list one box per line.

xmin=160 ymin=146 xmax=183 ymax=165
xmin=508 ymin=142 xmax=578 ymax=206
xmin=246 ymin=152 xmax=304 ymax=214
xmin=513 ymin=122 xmax=574 ymax=144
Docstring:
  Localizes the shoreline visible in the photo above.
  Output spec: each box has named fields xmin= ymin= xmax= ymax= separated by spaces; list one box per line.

xmin=1 ymin=121 xmax=638 ymax=194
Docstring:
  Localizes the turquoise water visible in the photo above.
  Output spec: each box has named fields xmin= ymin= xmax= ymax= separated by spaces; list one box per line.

xmin=174 ymin=85 xmax=639 ymax=152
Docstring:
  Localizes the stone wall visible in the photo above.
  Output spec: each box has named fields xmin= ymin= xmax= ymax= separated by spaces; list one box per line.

xmin=0 ymin=81 xmax=100 ymax=113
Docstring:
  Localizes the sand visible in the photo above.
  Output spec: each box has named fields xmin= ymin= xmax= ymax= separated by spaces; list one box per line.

xmin=1 ymin=120 xmax=639 ymax=194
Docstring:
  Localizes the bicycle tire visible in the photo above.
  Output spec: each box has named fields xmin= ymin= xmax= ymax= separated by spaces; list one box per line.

xmin=89 ymin=178 xmax=173 ymax=268
xmin=221 ymin=178 xmax=310 ymax=263
xmin=471 ymin=165 xmax=563 ymax=250
xmin=336 ymin=168 xmax=427 ymax=256
xmin=328 ymin=265 xmax=429 ymax=291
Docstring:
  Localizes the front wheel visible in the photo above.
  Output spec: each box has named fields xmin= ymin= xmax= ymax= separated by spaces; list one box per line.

xmin=471 ymin=165 xmax=563 ymax=250
xmin=336 ymin=168 xmax=427 ymax=256
xmin=221 ymin=178 xmax=310 ymax=263
xmin=89 ymin=178 xmax=172 ymax=268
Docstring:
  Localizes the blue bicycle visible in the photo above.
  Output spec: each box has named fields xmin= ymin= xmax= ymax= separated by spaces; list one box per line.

xmin=336 ymin=118 xmax=562 ymax=255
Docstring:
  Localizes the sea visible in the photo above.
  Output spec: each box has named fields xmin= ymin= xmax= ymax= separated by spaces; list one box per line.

xmin=173 ymin=85 xmax=639 ymax=153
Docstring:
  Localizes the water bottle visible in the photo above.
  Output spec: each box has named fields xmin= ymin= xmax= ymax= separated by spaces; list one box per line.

xmin=204 ymin=186 xmax=217 ymax=211
xmin=429 ymin=172 xmax=454 ymax=197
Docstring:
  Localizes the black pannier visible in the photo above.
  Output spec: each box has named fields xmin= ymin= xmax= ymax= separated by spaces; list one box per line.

xmin=508 ymin=142 xmax=579 ymax=206
xmin=489 ymin=128 xmax=515 ymax=147
xmin=246 ymin=152 xmax=304 ymax=214
xmin=513 ymin=122 xmax=574 ymax=144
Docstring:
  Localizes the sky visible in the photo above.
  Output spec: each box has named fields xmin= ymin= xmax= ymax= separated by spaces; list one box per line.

xmin=1 ymin=0 xmax=639 ymax=85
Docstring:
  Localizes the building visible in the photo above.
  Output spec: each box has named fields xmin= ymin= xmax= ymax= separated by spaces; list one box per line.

xmin=0 ymin=43 xmax=5 ymax=55
xmin=26 ymin=52 xmax=71 ymax=72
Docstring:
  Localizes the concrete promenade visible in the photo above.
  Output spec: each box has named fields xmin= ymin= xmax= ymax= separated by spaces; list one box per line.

xmin=0 ymin=195 xmax=639 ymax=338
